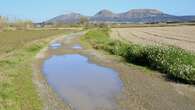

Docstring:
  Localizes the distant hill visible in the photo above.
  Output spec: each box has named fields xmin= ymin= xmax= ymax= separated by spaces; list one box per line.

xmin=46 ymin=12 xmax=86 ymax=24
xmin=45 ymin=9 xmax=195 ymax=24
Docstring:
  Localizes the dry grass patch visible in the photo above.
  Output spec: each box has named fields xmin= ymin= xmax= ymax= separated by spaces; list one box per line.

xmin=0 ymin=29 xmax=73 ymax=110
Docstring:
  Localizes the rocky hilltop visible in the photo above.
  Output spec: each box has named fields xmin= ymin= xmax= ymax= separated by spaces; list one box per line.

xmin=46 ymin=9 xmax=195 ymax=24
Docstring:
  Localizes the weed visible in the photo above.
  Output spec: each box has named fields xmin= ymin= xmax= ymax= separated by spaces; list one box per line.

xmin=0 ymin=29 xmax=71 ymax=110
xmin=83 ymin=28 xmax=195 ymax=84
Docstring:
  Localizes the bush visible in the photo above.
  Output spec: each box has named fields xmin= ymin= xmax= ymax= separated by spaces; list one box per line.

xmin=83 ymin=28 xmax=195 ymax=84
xmin=125 ymin=44 xmax=148 ymax=65
xmin=144 ymin=46 xmax=195 ymax=83
xmin=106 ymin=40 xmax=129 ymax=56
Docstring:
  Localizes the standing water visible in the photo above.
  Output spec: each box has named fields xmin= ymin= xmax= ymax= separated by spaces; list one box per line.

xmin=72 ymin=44 xmax=83 ymax=49
xmin=43 ymin=54 xmax=122 ymax=110
xmin=50 ymin=42 xmax=61 ymax=49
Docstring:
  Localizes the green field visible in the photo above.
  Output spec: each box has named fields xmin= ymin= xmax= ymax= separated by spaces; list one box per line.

xmin=82 ymin=28 xmax=195 ymax=84
xmin=0 ymin=29 xmax=72 ymax=110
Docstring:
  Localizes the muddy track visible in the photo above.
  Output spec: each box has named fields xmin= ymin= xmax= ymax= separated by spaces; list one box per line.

xmin=33 ymin=34 xmax=74 ymax=110
xmin=33 ymin=32 xmax=195 ymax=110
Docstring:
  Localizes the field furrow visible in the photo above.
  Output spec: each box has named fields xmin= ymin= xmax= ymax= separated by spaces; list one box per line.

xmin=111 ymin=26 xmax=195 ymax=52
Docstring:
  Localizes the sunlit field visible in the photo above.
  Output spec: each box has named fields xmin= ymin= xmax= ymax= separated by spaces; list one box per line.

xmin=0 ymin=29 xmax=72 ymax=110
xmin=1 ymin=0 xmax=195 ymax=110
xmin=111 ymin=26 xmax=195 ymax=52
xmin=83 ymin=28 xmax=195 ymax=84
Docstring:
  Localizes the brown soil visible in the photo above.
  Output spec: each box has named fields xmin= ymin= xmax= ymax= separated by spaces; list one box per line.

xmin=111 ymin=26 xmax=195 ymax=52
xmin=34 ymin=31 xmax=195 ymax=110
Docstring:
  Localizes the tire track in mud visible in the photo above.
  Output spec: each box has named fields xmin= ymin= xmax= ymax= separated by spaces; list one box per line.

xmin=34 ymin=31 xmax=195 ymax=110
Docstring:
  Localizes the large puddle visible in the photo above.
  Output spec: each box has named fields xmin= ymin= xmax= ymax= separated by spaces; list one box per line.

xmin=43 ymin=54 xmax=122 ymax=110
xmin=50 ymin=42 xmax=61 ymax=49
xmin=72 ymin=44 xmax=83 ymax=49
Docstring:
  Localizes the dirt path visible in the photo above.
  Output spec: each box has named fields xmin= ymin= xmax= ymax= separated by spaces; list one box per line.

xmin=34 ymin=32 xmax=195 ymax=110
xmin=33 ymin=34 xmax=74 ymax=110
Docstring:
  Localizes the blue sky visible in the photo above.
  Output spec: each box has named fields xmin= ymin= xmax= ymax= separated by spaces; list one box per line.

xmin=0 ymin=0 xmax=195 ymax=22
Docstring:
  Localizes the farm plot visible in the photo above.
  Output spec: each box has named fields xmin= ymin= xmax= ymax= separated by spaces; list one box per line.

xmin=111 ymin=26 xmax=195 ymax=52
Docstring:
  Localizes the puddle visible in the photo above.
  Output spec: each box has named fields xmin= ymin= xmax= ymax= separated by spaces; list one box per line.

xmin=43 ymin=54 xmax=122 ymax=110
xmin=72 ymin=44 xmax=83 ymax=49
xmin=50 ymin=42 xmax=61 ymax=49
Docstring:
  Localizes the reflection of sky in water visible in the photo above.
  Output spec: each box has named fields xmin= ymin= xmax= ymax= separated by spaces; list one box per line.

xmin=43 ymin=54 xmax=122 ymax=110
xmin=72 ymin=44 xmax=83 ymax=49
xmin=50 ymin=42 xmax=61 ymax=49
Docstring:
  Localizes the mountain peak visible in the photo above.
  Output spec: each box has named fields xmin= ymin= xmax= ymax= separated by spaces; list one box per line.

xmin=63 ymin=12 xmax=82 ymax=17
xmin=121 ymin=9 xmax=165 ymax=18
xmin=127 ymin=9 xmax=163 ymax=14
xmin=95 ymin=9 xmax=114 ymax=17
xmin=46 ymin=12 xmax=84 ymax=24
xmin=45 ymin=9 xmax=195 ymax=24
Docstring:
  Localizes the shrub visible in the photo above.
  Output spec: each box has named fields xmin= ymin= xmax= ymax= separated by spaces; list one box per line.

xmin=144 ymin=46 xmax=195 ymax=83
xmin=106 ymin=40 xmax=129 ymax=56
xmin=125 ymin=44 xmax=148 ymax=65
xmin=83 ymin=28 xmax=195 ymax=84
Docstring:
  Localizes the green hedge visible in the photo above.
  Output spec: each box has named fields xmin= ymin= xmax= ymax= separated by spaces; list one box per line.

xmin=83 ymin=28 xmax=195 ymax=84
xmin=143 ymin=46 xmax=195 ymax=82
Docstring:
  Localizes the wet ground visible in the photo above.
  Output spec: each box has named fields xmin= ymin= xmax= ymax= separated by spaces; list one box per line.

xmin=40 ymin=32 xmax=122 ymax=110
xmin=35 ymin=32 xmax=195 ymax=110
xmin=43 ymin=54 xmax=122 ymax=110
xmin=72 ymin=44 xmax=83 ymax=49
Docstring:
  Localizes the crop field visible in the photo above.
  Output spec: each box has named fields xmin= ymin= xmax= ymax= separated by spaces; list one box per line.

xmin=111 ymin=26 xmax=195 ymax=52
xmin=0 ymin=29 xmax=73 ymax=110
xmin=81 ymin=28 xmax=195 ymax=110
xmin=83 ymin=28 xmax=195 ymax=83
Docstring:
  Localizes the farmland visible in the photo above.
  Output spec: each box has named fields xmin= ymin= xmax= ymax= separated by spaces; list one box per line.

xmin=1 ymin=26 xmax=195 ymax=110
xmin=0 ymin=29 xmax=74 ymax=110
xmin=82 ymin=28 xmax=195 ymax=83
xmin=81 ymin=28 xmax=195 ymax=110
xmin=111 ymin=26 xmax=195 ymax=52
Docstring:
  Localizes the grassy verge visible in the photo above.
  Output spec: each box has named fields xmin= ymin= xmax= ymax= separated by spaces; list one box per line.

xmin=0 ymin=29 xmax=72 ymax=110
xmin=82 ymin=28 xmax=195 ymax=84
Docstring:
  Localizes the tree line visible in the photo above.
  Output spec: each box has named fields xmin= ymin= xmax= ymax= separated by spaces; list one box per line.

xmin=0 ymin=16 xmax=33 ymax=31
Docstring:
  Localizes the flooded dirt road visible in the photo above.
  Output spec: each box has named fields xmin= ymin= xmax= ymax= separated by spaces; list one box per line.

xmin=34 ymin=32 xmax=195 ymax=110
xmin=36 ymin=32 xmax=122 ymax=110
xmin=43 ymin=54 xmax=122 ymax=110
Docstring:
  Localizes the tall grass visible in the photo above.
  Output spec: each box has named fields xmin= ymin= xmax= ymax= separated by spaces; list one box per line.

xmin=82 ymin=28 xmax=195 ymax=84
xmin=0 ymin=29 xmax=71 ymax=110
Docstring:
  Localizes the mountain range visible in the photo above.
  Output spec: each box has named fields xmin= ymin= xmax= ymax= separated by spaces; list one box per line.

xmin=45 ymin=9 xmax=195 ymax=24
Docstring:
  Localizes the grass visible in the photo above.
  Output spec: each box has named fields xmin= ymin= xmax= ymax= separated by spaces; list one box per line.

xmin=82 ymin=28 xmax=195 ymax=84
xmin=0 ymin=29 xmax=72 ymax=110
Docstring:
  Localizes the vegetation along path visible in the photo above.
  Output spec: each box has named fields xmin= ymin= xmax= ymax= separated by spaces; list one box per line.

xmin=34 ymin=29 xmax=195 ymax=110
xmin=0 ymin=29 xmax=78 ymax=110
